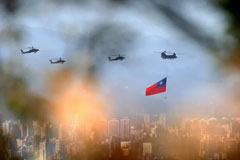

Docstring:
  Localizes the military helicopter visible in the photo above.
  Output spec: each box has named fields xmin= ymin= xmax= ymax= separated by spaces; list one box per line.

xmin=49 ymin=57 xmax=66 ymax=64
xmin=108 ymin=54 xmax=125 ymax=61
xmin=20 ymin=46 xmax=39 ymax=54
xmin=154 ymin=51 xmax=180 ymax=59
xmin=161 ymin=51 xmax=177 ymax=59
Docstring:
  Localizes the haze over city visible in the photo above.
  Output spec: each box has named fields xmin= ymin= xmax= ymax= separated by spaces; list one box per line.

xmin=0 ymin=0 xmax=240 ymax=160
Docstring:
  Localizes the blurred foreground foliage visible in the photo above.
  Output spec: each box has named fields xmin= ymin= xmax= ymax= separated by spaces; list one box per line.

xmin=0 ymin=67 xmax=50 ymax=122
xmin=0 ymin=0 xmax=240 ymax=159
xmin=214 ymin=0 xmax=240 ymax=42
xmin=0 ymin=0 xmax=20 ymax=14
xmin=210 ymin=0 xmax=240 ymax=69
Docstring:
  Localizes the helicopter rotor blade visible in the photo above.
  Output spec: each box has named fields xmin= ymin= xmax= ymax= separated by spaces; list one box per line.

xmin=51 ymin=58 xmax=59 ymax=60
xmin=153 ymin=51 xmax=164 ymax=53
xmin=112 ymin=54 xmax=125 ymax=56
xmin=176 ymin=53 xmax=185 ymax=55
xmin=26 ymin=46 xmax=39 ymax=48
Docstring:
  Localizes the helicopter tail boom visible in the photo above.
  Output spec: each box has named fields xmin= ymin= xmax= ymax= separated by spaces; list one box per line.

xmin=20 ymin=49 xmax=24 ymax=54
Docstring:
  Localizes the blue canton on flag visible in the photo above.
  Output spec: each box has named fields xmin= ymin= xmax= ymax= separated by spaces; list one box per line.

xmin=156 ymin=78 xmax=167 ymax=88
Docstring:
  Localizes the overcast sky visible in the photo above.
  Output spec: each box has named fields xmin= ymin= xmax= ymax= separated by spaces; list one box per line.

xmin=1 ymin=0 xmax=237 ymax=119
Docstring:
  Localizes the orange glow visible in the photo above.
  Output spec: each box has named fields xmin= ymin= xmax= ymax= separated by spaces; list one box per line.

xmin=51 ymin=80 xmax=107 ymax=132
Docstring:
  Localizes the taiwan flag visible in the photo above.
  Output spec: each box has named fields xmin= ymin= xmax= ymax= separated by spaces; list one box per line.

xmin=145 ymin=77 xmax=167 ymax=96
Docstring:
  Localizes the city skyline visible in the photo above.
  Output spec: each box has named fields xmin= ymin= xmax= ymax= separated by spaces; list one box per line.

xmin=1 ymin=0 xmax=240 ymax=159
xmin=2 ymin=112 xmax=240 ymax=160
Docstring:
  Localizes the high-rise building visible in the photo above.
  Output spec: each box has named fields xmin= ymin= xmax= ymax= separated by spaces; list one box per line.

xmin=16 ymin=139 xmax=23 ymax=148
xmin=19 ymin=121 xmax=31 ymax=138
xmin=159 ymin=113 xmax=166 ymax=128
xmin=19 ymin=123 xmax=24 ymax=138
xmin=152 ymin=114 xmax=159 ymax=122
xmin=132 ymin=114 xmax=144 ymax=130
xmin=27 ymin=122 xmax=34 ymax=137
xmin=143 ymin=143 xmax=152 ymax=156
xmin=2 ymin=121 xmax=10 ymax=136
xmin=33 ymin=134 xmax=41 ymax=150
xmin=120 ymin=118 xmax=130 ymax=139
xmin=33 ymin=121 xmax=41 ymax=137
xmin=46 ymin=139 xmax=55 ymax=159
xmin=55 ymin=139 xmax=61 ymax=154
xmin=144 ymin=114 xmax=150 ymax=125
xmin=120 ymin=141 xmax=131 ymax=156
xmin=108 ymin=119 xmax=119 ymax=138
xmin=39 ymin=141 xmax=46 ymax=160
xmin=46 ymin=124 xmax=54 ymax=139
xmin=41 ymin=124 xmax=46 ymax=139
xmin=12 ymin=123 xmax=21 ymax=139
xmin=144 ymin=114 xmax=150 ymax=132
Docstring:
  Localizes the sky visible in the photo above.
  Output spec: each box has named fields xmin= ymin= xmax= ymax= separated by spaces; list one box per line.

xmin=0 ymin=0 xmax=238 ymax=120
